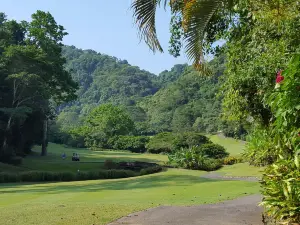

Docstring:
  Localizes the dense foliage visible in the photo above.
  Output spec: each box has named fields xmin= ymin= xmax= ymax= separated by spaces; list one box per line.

xmin=168 ymin=146 xmax=224 ymax=171
xmin=131 ymin=0 xmax=300 ymax=221
xmin=0 ymin=11 xmax=77 ymax=161
xmin=146 ymin=132 xmax=210 ymax=154
xmin=260 ymin=55 xmax=300 ymax=224
xmin=50 ymin=47 xmax=236 ymax=147
xmin=0 ymin=165 xmax=163 ymax=183
xmin=217 ymin=1 xmax=300 ymax=222
xmin=108 ymin=135 xmax=150 ymax=153
xmin=72 ymin=104 xmax=135 ymax=149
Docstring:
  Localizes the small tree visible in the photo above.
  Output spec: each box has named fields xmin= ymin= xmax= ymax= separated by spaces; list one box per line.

xmin=81 ymin=104 xmax=135 ymax=148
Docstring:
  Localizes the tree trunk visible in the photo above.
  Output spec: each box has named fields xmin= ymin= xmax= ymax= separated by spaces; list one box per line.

xmin=2 ymin=116 xmax=12 ymax=155
xmin=41 ymin=119 xmax=48 ymax=156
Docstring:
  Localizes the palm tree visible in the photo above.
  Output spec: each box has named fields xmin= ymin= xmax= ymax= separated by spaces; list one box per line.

xmin=131 ymin=0 xmax=234 ymax=70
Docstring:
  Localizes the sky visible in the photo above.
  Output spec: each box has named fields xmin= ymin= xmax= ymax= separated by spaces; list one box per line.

xmin=1 ymin=0 xmax=190 ymax=75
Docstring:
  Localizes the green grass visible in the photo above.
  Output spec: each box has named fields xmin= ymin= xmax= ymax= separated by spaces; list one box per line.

xmin=0 ymin=162 xmax=28 ymax=172
xmin=218 ymin=163 xmax=265 ymax=177
xmin=0 ymin=142 xmax=264 ymax=224
xmin=12 ymin=143 xmax=168 ymax=172
xmin=209 ymin=134 xmax=246 ymax=156
xmin=0 ymin=169 xmax=260 ymax=225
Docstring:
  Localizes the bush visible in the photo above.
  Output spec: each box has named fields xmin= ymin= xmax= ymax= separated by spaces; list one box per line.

xmin=198 ymin=143 xmax=229 ymax=159
xmin=173 ymin=132 xmax=211 ymax=149
xmin=108 ymin=135 xmax=150 ymax=153
xmin=244 ymin=127 xmax=277 ymax=166
xmin=201 ymin=158 xmax=223 ymax=171
xmin=0 ymin=165 xmax=163 ymax=183
xmin=146 ymin=132 xmax=211 ymax=154
xmin=8 ymin=156 xmax=23 ymax=166
xmin=140 ymin=166 xmax=163 ymax=175
xmin=168 ymin=146 xmax=223 ymax=171
xmin=146 ymin=132 xmax=175 ymax=154
xmin=261 ymin=154 xmax=300 ymax=224
xmin=223 ymin=156 xmax=243 ymax=165
xmin=103 ymin=159 xmax=117 ymax=169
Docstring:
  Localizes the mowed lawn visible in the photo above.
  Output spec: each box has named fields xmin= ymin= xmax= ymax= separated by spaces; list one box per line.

xmin=0 ymin=138 xmax=263 ymax=225
xmin=0 ymin=168 xmax=260 ymax=225
xmin=209 ymin=134 xmax=246 ymax=156
xmin=0 ymin=143 xmax=168 ymax=173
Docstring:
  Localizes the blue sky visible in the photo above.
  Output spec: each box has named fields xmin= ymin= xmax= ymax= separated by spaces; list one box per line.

xmin=2 ymin=0 xmax=190 ymax=74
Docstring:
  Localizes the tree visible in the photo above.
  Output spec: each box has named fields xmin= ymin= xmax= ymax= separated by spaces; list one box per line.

xmin=80 ymin=104 xmax=135 ymax=148
xmin=131 ymin=1 xmax=300 ymax=222
xmin=131 ymin=0 xmax=234 ymax=70
xmin=0 ymin=11 xmax=77 ymax=160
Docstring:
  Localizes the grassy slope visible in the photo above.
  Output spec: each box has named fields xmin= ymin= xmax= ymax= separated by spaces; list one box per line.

xmin=3 ymin=143 xmax=168 ymax=173
xmin=209 ymin=134 xmax=245 ymax=156
xmin=209 ymin=135 xmax=264 ymax=177
xmin=218 ymin=163 xmax=265 ymax=177
xmin=0 ymin=169 xmax=260 ymax=225
xmin=0 ymin=141 xmax=263 ymax=224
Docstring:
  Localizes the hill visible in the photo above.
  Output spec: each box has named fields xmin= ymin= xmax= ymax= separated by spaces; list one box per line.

xmin=53 ymin=46 xmax=226 ymax=138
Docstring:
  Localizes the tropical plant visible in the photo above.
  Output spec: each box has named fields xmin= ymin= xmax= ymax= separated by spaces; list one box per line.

xmin=260 ymin=55 xmax=300 ymax=224
xmin=131 ymin=0 xmax=234 ymax=70
xmin=168 ymin=146 xmax=223 ymax=171
xmin=261 ymin=152 xmax=300 ymax=224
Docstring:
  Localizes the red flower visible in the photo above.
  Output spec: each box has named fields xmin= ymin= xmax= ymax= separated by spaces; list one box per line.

xmin=276 ymin=70 xmax=284 ymax=83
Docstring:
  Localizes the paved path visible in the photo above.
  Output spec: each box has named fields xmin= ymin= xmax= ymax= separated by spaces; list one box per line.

xmin=108 ymin=173 xmax=263 ymax=225
xmin=200 ymin=172 xmax=260 ymax=182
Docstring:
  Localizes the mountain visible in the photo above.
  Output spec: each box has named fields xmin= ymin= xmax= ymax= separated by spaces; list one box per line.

xmin=138 ymin=61 xmax=223 ymax=134
xmin=57 ymin=45 xmax=225 ymax=135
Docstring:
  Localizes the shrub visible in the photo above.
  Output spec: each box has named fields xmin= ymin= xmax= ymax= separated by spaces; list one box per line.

xmin=0 ymin=166 xmax=163 ymax=183
xmin=223 ymin=156 xmax=240 ymax=165
xmin=146 ymin=132 xmax=175 ymax=154
xmin=108 ymin=135 xmax=150 ymax=153
xmin=198 ymin=143 xmax=229 ymax=159
xmin=173 ymin=132 xmax=211 ymax=149
xmin=168 ymin=146 xmax=223 ymax=171
xmin=146 ymin=132 xmax=211 ymax=154
xmin=9 ymin=156 xmax=23 ymax=166
xmin=0 ymin=151 xmax=23 ymax=165
xmin=201 ymin=159 xmax=223 ymax=171
xmin=103 ymin=159 xmax=117 ymax=169
xmin=244 ymin=127 xmax=277 ymax=166
xmin=261 ymin=153 xmax=300 ymax=224
xmin=140 ymin=166 xmax=163 ymax=175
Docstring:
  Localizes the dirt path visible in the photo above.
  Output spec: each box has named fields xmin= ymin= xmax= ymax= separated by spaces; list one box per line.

xmin=108 ymin=173 xmax=263 ymax=225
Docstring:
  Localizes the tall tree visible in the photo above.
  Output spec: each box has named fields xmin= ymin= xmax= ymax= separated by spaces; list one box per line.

xmin=0 ymin=11 xmax=77 ymax=160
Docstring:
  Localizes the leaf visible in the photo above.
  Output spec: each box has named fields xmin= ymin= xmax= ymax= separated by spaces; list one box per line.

xmin=295 ymin=151 xmax=300 ymax=168
xmin=131 ymin=0 xmax=166 ymax=53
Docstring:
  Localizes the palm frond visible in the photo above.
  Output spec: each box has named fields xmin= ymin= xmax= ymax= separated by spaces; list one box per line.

xmin=131 ymin=0 xmax=169 ymax=53
xmin=131 ymin=0 xmax=234 ymax=72
xmin=182 ymin=0 xmax=220 ymax=69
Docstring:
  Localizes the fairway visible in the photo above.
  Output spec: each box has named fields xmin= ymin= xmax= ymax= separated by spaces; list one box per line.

xmin=0 ymin=140 xmax=263 ymax=225
xmin=0 ymin=169 xmax=260 ymax=225
xmin=0 ymin=143 xmax=168 ymax=173
xmin=209 ymin=134 xmax=245 ymax=156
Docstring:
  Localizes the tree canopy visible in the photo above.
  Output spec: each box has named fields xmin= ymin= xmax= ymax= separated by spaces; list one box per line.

xmin=0 ymin=11 xmax=77 ymax=160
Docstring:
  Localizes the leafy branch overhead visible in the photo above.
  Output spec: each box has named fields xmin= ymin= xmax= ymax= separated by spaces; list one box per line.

xmin=131 ymin=0 xmax=234 ymax=70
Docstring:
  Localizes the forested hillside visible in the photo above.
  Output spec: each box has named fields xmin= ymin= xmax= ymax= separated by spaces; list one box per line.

xmin=53 ymin=46 xmax=228 ymax=144
xmin=139 ymin=57 xmax=224 ymax=133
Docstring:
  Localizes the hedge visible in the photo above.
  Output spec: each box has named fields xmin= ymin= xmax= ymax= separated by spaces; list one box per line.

xmin=0 ymin=166 xmax=163 ymax=183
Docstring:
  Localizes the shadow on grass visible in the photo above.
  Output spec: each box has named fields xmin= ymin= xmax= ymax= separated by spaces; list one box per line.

xmin=0 ymin=174 xmax=220 ymax=194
